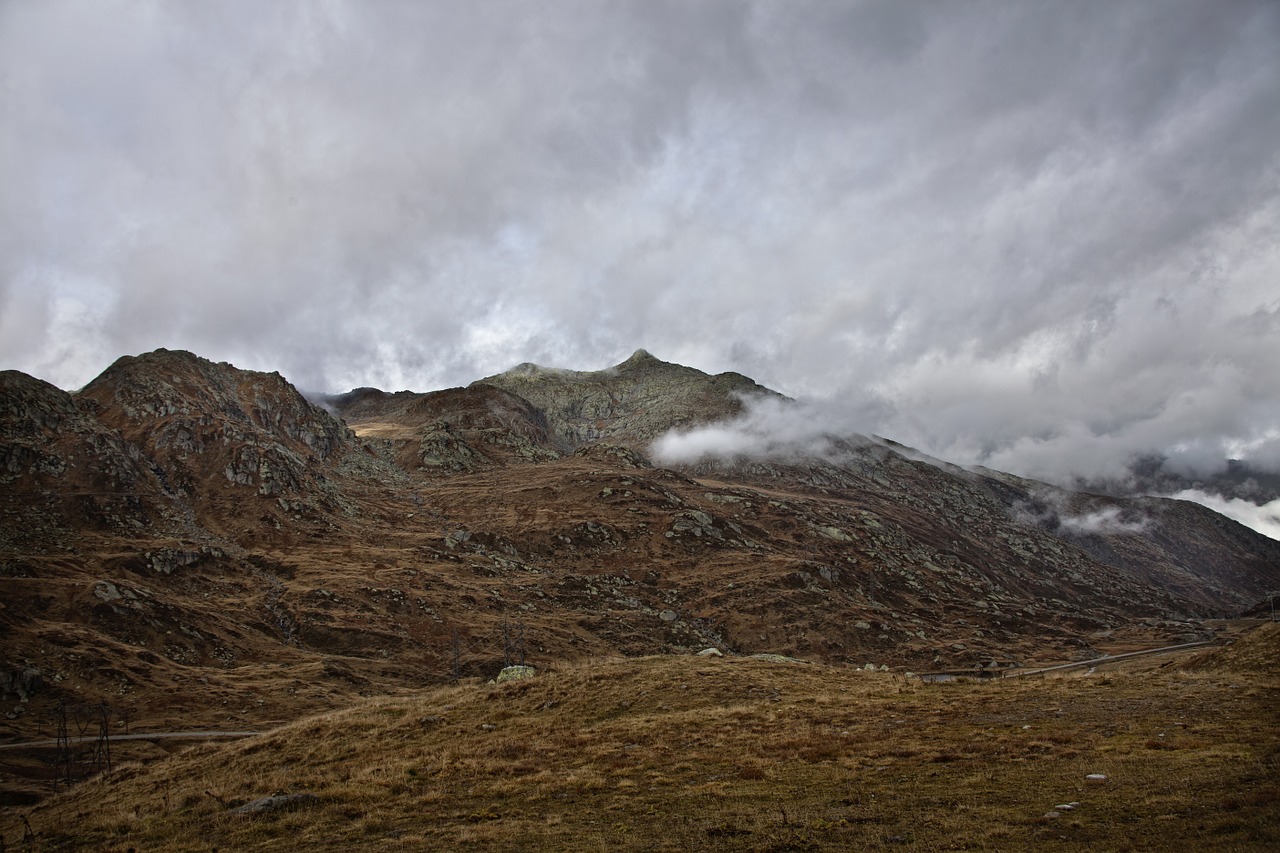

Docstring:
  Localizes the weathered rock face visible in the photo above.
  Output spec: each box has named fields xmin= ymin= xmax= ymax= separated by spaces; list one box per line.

xmin=473 ymin=349 xmax=782 ymax=448
xmin=0 ymin=370 xmax=173 ymax=542
xmin=78 ymin=350 xmax=358 ymax=509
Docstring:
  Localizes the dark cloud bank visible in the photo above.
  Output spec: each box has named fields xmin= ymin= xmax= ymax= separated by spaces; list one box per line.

xmin=3 ymin=1 xmax=1279 ymax=533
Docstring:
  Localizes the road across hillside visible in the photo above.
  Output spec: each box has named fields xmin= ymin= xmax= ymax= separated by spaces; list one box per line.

xmin=0 ymin=731 xmax=260 ymax=751
xmin=1005 ymin=640 xmax=1218 ymax=678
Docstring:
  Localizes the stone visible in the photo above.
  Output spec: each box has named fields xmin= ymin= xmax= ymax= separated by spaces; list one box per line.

xmin=495 ymin=665 xmax=536 ymax=683
xmin=695 ymin=648 xmax=723 ymax=657
xmin=93 ymin=581 xmax=123 ymax=602
xmin=1085 ymin=774 xmax=1107 ymax=783
xmin=0 ymin=668 xmax=44 ymax=702
xmin=232 ymin=793 xmax=318 ymax=816
xmin=658 ymin=609 xmax=679 ymax=622
xmin=816 ymin=525 xmax=851 ymax=542
xmin=748 ymin=653 xmax=808 ymax=664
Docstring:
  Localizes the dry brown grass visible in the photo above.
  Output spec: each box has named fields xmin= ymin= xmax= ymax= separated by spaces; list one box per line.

xmin=3 ymin=651 xmax=1278 ymax=851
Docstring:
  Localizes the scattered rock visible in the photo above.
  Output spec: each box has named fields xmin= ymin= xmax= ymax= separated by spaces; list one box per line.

xmin=658 ymin=609 xmax=679 ymax=622
xmin=232 ymin=793 xmax=318 ymax=816
xmin=1085 ymin=774 xmax=1107 ymax=783
xmin=695 ymin=648 xmax=723 ymax=657
xmin=93 ymin=581 xmax=123 ymax=602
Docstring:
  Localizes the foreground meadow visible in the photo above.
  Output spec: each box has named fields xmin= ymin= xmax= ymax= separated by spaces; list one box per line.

xmin=4 ymin=626 xmax=1278 ymax=851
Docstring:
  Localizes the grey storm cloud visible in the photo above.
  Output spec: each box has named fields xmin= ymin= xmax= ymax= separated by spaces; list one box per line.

xmin=3 ymin=1 xmax=1279 ymax=492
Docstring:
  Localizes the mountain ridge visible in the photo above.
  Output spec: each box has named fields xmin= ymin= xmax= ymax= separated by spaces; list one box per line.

xmin=2 ymin=347 xmax=1278 ymax=812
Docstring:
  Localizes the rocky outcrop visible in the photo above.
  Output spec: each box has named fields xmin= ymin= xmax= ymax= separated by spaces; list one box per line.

xmin=473 ymin=349 xmax=782 ymax=448
xmin=77 ymin=350 xmax=358 ymax=509
xmin=0 ymin=370 xmax=173 ymax=540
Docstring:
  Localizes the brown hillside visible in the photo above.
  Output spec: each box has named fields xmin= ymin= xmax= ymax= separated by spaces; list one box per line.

xmin=3 ymin=348 xmax=1279 ymax=814
xmin=5 ymin=654 xmax=1277 ymax=850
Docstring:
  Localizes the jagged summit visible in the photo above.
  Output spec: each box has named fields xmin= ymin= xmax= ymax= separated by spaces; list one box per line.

xmin=616 ymin=348 xmax=661 ymax=370
xmin=473 ymin=349 xmax=780 ymax=447
xmin=490 ymin=348 xmax=680 ymax=381
xmin=622 ymin=346 xmax=656 ymax=362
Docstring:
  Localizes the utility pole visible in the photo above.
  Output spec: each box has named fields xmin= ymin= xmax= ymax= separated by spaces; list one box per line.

xmin=450 ymin=628 xmax=462 ymax=683
xmin=52 ymin=701 xmax=72 ymax=792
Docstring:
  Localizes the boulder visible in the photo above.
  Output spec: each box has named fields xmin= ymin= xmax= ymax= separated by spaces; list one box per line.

xmin=495 ymin=665 xmax=536 ymax=683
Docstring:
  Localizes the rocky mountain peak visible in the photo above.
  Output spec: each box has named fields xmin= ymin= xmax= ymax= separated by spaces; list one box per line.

xmin=616 ymin=348 xmax=660 ymax=370
xmin=67 ymin=349 xmax=363 ymax=524
xmin=473 ymin=349 xmax=780 ymax=448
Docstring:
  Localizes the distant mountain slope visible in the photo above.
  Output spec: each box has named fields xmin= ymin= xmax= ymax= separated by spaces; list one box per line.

xmin=1077 ymin=454 xmax=1280 ymax=505
xmin=327 ymin=384 xmax=561 ymax=474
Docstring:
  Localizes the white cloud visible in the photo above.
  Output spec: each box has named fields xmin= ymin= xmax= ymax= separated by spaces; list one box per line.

xmin=1172 ymin=490 xmax=1280 ymax=542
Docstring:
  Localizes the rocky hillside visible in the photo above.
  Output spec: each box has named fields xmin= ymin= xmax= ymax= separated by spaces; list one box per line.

xmin=327 ymin=383 xmax=562 ymax=475
xmin=2 ymin=347 xmax=1279 ymax=809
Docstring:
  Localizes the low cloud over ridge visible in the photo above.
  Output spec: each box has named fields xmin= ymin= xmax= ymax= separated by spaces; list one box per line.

xmin=3 ymin=1 xmax=1278 ymax=504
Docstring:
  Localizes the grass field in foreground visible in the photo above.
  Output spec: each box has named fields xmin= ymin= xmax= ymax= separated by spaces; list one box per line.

xmin=4 ymin=627 xmax=1278 ymax=851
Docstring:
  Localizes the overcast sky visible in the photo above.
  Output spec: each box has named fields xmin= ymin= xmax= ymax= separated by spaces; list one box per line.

xmin=3 ymin=1 xmax=1279 ymax=494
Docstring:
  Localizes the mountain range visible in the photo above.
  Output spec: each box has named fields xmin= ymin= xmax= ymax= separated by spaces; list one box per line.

xmin=2 ymin=347 xmax=1278 ymax=758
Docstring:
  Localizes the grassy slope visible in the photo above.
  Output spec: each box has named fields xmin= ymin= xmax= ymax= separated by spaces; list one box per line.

xmin=4 ymin=630 xmax=1279 ymax=851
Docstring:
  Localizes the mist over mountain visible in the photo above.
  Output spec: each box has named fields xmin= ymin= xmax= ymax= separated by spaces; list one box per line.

xmin=3 ymin=1 xmax=1278 ymax=506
